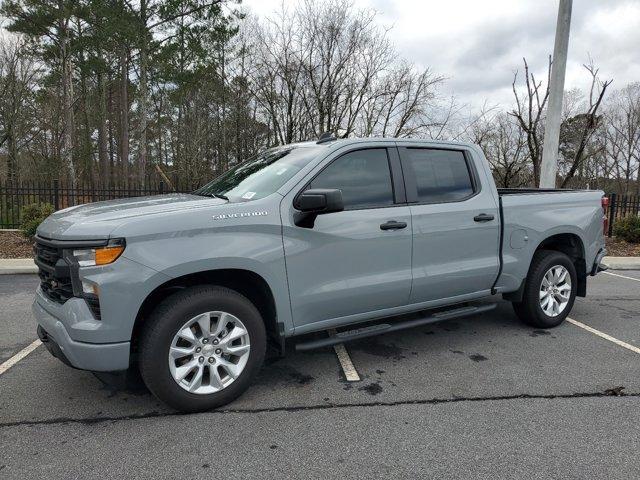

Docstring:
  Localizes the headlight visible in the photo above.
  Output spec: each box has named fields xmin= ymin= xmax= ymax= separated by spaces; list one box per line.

xmin=72 ymin=239 xmax=125 ymax=267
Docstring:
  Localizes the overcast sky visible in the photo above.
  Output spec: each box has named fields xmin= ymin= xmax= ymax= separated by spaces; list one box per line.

xmin=242 ymin=0 xmax=640 ymax=110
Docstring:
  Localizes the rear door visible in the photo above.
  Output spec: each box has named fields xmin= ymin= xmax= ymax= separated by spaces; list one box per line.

xmin=397 ymin=145 xmax=500 ymax=303
xmin=281 ymin=145 xmax=413 ymax=331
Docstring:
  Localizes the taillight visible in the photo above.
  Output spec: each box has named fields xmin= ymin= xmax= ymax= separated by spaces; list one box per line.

xmin=602 ymin=196 xmax=609 ymax=235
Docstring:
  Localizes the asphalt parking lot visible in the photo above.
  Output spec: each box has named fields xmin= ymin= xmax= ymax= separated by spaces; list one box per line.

xmin=1 ymin=271 xmax=639 ymax=479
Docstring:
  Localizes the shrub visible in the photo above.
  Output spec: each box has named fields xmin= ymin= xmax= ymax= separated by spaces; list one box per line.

xmin=20 ymin=203 xmax=55 ymax=238
xmin=613 ymin=215 xmax=640 ymax=243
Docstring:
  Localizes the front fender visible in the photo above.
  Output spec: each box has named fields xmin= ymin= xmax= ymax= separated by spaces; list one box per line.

xmin=121 ymin=227 xmax=292 ymax=337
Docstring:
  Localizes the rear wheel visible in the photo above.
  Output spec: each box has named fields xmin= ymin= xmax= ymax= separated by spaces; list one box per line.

xmin=139 ymin=285 xmax=266 ymax=412
xmin=512 ymin=250 xmax=577 ymax=328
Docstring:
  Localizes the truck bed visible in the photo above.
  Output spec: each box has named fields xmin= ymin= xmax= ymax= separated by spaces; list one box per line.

xmin=495 ymin=188 xmax=605 ymax=294
xmin=497 ymin=188 xmax=585 ymax=195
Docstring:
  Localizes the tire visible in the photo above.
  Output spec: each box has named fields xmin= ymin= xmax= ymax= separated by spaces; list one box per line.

xmin=139 ymin=285 xmax=266 ymax=412
xmin=512 ymin=250 xmax=577 ymax=328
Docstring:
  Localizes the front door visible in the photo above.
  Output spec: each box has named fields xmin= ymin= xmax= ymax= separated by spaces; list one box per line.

xmin=281 ymin=146 xmax=412 ymax=331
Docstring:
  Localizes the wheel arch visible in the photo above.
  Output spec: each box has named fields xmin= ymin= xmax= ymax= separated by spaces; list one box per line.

xmin=130 ymin=268 xmax=281 ymax=359
xmin=534 ymin=232 xmax=587 ymax=297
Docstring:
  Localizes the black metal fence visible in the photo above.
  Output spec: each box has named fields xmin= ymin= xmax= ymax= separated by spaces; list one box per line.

xmin=1 ymin=181 xmax=639 ymax=235
xmin=0 ymin=180 xmax=191 ymax=229
xmin=607 ymin=193 xmax=640 ymax=237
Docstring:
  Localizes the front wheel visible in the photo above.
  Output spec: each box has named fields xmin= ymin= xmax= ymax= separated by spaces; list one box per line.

xmin=512 ymin=250 xmax=577 ymax=328
xmin=139 ymin=286 xmax=266 ymax=412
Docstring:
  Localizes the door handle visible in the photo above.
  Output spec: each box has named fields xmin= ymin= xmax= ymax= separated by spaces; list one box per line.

xmin=380 ymin=220 xmax=407 ymax=230
xmin=474 ymin=213 xmax=495 ymax=222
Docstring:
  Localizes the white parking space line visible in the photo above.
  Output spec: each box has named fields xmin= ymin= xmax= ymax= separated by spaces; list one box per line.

xmin=567 ymin=318 xmax=640 ymax=355
xmin=0 ymin=339 xmax=41 ymax=376
xmin=603 ymin=271 xmax=640 ymax=283
xmin=328 ymin=329 xmax=361 ymax=382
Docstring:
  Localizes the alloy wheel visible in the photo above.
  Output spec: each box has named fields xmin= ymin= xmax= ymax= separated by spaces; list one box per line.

xmin=168 ymin=311 xmax=251 ymax=394
xmin=539 ymin=265 xmax=572 ymax=317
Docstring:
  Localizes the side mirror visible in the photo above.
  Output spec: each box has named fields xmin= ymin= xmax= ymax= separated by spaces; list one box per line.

xmin=293 ymin=188 xmax=344 ymax=228
xmin=294 ymin=188 xmax=344 ymax=214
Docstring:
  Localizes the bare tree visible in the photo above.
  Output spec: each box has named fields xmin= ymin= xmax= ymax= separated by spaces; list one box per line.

xmin=247 ymin=8 xmax=310 ymax=144
xmin=0 ymin=35 xmax=39 ymax=185
xmin=509 ymin=57 xmax=551 ymax=186
xmin=296 ymin=0 xmax=390 ymax=136
xmin=247 ymin=0 xmax=445 ymax=145
xmin=602 ymin=82 xmax=640 ymax=194
xmin=363 ymin=64 xmax=444 ymax=138
xmin=559 ymin=62 xmax=612 ymax=187
xmin=472 ymin=112 xmax=530 ymax=187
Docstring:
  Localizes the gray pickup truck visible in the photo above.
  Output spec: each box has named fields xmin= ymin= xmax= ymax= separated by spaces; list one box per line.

xmin=33 ymin=137 xmax=607 ymax=411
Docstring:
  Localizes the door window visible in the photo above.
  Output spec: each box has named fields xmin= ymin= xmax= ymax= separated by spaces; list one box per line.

xmin=404 ymin=149 xmax=475 ymax=203
xmin=309 ymin=148 xmax=394 ymax=210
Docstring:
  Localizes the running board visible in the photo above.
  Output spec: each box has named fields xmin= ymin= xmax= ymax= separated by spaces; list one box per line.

xmin=295 ymin=303 xmax=497 ymax=351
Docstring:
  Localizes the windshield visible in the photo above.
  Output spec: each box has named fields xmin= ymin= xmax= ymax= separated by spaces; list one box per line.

xmin=194 ymin=146 xmax=324 ymax=202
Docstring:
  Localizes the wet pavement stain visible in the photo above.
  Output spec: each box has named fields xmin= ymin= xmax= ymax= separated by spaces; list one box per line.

xmin=351 ymin=340 xmax=406 ymax=360
xmin=440 ymin=322 xmax=461 ymax=332
xmin=288 ymin=371 xmax=314 ymax=385
xmin=359 ymin=382 xmax=383 ymax=395
xmin=254 ymin=365 xmax=315 ymax=386
xmin=468 ymin=354 xmax=488 ymax=362
xmin=530 ymin=330 xmax=551 ymax=337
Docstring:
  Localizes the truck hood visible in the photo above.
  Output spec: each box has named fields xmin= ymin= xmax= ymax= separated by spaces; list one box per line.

xmin=37 ymin=194 xmax=226 ymax=240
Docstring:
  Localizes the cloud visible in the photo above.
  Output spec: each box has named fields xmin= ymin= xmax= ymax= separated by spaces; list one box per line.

xmin=242 ymin=0 xmax=640 ymax=108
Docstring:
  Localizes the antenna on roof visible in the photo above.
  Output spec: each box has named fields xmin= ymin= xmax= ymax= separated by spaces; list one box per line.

xmin=316 ymin=131 xmax=337 ymax=144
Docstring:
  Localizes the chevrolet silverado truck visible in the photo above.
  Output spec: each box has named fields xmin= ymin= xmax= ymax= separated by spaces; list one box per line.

xmin=32 ymin=137 xmax=608 ymax=412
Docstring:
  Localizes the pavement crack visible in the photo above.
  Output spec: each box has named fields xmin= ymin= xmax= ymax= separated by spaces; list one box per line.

xmin=1 ymin=390 xmax=638 ymax=429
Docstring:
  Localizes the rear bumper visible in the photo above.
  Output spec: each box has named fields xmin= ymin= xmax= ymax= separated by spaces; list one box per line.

xmin=32 ymin=297 xmax=130 ymax=371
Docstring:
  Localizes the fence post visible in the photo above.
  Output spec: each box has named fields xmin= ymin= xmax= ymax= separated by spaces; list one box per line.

xmin=53 ymin=179 xmax=60 ymax=211
xmin=159 ymin=181 xmax=164 ymax=194
xmin=608 ymin=192 xmax=616 ymax=237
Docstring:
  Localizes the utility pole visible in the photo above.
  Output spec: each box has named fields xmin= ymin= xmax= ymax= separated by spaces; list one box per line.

xmin=540 ymin=0 xmax=572 ymax=188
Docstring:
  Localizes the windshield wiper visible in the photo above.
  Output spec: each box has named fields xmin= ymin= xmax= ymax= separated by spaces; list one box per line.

xmin=195 ymin=192 xmax=229 ymax=201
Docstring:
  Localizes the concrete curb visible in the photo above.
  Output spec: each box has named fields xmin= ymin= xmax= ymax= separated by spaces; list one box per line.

xmin=1 ymin=255 xmax=639 ymax=275
xmin=603 ymin=256 xmax=640 ymax=271
xmin=0 ymin=259 xmax=37 ymax=275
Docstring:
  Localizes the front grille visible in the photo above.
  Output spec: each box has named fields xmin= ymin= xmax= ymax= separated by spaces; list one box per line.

xmin=34 ymin=242 xmax=59 ymax=268
xmin=34 ymin=239 xmax=74 ymax=304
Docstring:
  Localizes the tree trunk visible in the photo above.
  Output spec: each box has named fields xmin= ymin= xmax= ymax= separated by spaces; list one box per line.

xmin=97 ymin=71 xmax=110 ymax=184
xmin=6 ymin=126 xmax=18 ymax=186
xmin=137 ymin=0 xmax=148 ymax=186
xmin=219 ymin=39 xmax=227 ymax=171
xmin=59 ymin=11 xmax=76 ymax=185
xmin=120 ymin=48 xmax=130 ymax=188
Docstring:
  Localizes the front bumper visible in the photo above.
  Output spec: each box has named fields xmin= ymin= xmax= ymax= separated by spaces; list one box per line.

xmin=32 ymin=294 xmax=130 ymax=371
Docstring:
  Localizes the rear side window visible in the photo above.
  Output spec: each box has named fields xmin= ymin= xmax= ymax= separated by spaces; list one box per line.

xmin=404 ymin=149 xmax=475 ymax=203
xmin=309 ymin=148 xmax=394 ymax=209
